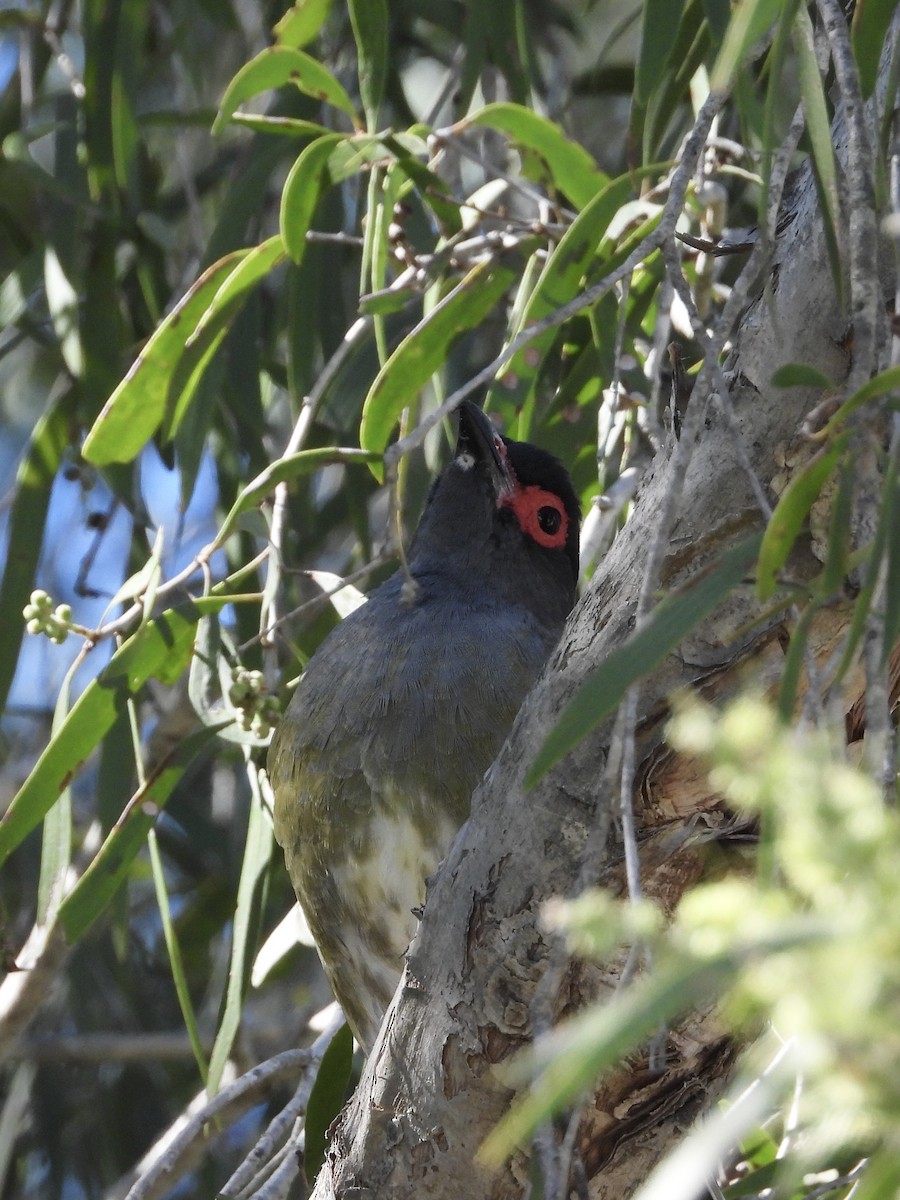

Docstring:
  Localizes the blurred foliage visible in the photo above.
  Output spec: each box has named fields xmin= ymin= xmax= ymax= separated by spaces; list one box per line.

xmin=487 ymin=698 xmax=900 ymax=1198
xmin=0 ymin=0 xmax=896 ymax=1197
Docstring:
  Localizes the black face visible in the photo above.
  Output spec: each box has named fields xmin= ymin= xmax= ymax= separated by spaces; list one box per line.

xmin=500 ymin=435 xmax=581 ymax=586
xmin=452 ymin=401 xmax=580 ymax=580
xmin=408 ymin=402 xmax=581 ymax=625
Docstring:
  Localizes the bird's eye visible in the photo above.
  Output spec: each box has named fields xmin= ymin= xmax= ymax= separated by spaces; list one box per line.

xmin=500 ymin=485 xmax=569 ymax=549
xmin=537 ymin=506 xmax=561 ymax=535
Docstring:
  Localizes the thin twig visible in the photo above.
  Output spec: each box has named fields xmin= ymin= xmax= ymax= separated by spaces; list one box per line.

xmin=556 ymin=1100 xmax=589 ymax=1200
xmin=6 ymin=1030 xmax=212 ymax=1064
xmin=261 ymin=311 xmax=381 ymax=650
xmin=74 ymin=497 xmax=121 ymax=598
xmin=231 ymin=1129 xmax=296 ymax=1200
xmin=0 ymin=923 xmax=71 ymax=1061
xmin=597 ymin=272 xmax=632 ymax=467
xmin=220 ymin=1008 xmax=344 ymax=1198
xmin=816 ymin=0 xmax=881 ymax=394
xmin=248 ymin=553 xmax=390 ymax=654
xmin=675 ymin=231 xmax=755 ymax=256
xmin=661 ymin=238 xmax=773 ymax=519
xmin=118 ymin=1049 xmax=315 ymax=1200
xmin=802 ymin=1160 xmax=868 ymax=1200
xmin=647 ymin=275 xmax=673 ymax=441
xmin=244 ymin=1144 xmax=305 ymax=1200
xmin=304 ymin=231 xmax=365 ymax=247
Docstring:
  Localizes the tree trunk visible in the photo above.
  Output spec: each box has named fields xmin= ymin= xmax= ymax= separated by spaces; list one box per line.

xmin=310 ymin=88 xmax=889 ymax=1200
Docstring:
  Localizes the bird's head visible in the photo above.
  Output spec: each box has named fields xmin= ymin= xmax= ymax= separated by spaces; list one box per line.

xmin=408 ymin=401 xmax=581 ymax=628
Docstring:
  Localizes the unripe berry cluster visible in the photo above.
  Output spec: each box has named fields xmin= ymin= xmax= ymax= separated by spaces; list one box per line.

xmin=228 ymin=667 xmax=280 ymax=738
xmin=23 ymin=590 xmax=72 ymax=644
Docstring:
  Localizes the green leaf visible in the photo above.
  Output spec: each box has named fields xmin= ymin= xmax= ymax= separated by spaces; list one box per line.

xmin=526 ymin=534 xmax=763 ymax=786
xmin=189 ymin=613 xmax=271 ymax=747
xmin=325 ymin=135 xmax=420 ymax=184
xmin=229 ymin=113 xmax=333 ymax=138
xmin=882 ymin=456 xmax=900 ymax=665
xmin=0 ymin=247 xmax=42 ymax=326
xmin=636 ymin=0 xmax=686 ymax=104
xmin=82 ymin=239 xmax=285 ymax=464
xmin=757 ymin=0 xmax=797 ymax=230
xmin=274 ymin=0 xmax=333 ymax=49
xmin=96 ymin=707 xmax=135 ymax=836
xmin=304 ymin=1022 xmax=354 ymax=1177
xmin=280 ymin=133 xmax=346 ymax=262
xmin=794 ymin=6 xmax=842 ymax=291
xmin=213 ymin=46 xmax=358 ymax=136
xmin=852 ymin=0 xmax=898 ymax=98
xmin=770 ymin=363 xmax=834 ymax=390
xmin=215 ymin=447 xmax=382 ymax=546
xmin=457 ymin=2 xmax=489 ymax=114
xmin=59 ymin=722 xmax=227 ymax=942
xmin=737 ymin=1125 xmax=779 ymax=1168
xmin=820 ymin=459 xmax=855 ymax=597
xmin=188 ymin=603 xmax=225 ymax=723
xmin=139 ymin=529 xmax=165 ymax=625
xmin=207 ymin=757 xmax=274 ymax=1096
xmin=0 ymin=388 xmax=73 ymax=714
xmin=776 ymin=600 xmax=820 ymax=722
xmin=756 ymin=435 xmax=849 ymax=601
xmin=711 ymin=0 xmax=788 ymax=92
xmin=0 ymin=596 xmax=236 ymax=868
xmin=44 ymin=247 xmax=82 ymax=378
xmin=818 ymin=364 xmax=900 ymax=440
xmin=630 ymin=0 xmax=710 ymax=163
xmin=359 ymin=249 xmax=533 ymax=470
xmin=348 ymin=0 xmax=388 ymax=130
xmin=358 ymin=284 xmax=417 ymax=316
xmin=161 ymin=236 xmax=287 ymax=443
xmin=82 ymin=249 xmax=249 ymax=464
xmin=701 ymin=0 xmax=732 ymax=43
xmin=510 ymin=209 xmax=662 ymax=441
xmin=308 ymin=570 xmax=367 ymax=618
xmin=461 ymin=103 xmax=608 ymax=211
xmin=148 ymin=827 xmax=210 ymax=1082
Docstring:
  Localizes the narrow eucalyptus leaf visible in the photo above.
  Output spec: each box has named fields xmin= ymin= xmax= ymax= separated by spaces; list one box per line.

xmin=304 ymin=1023 xmax=354 ymax=1177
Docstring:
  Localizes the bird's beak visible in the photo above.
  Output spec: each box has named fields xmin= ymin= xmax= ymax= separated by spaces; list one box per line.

xmin=455 ymin=401 xmax=517 ymax=500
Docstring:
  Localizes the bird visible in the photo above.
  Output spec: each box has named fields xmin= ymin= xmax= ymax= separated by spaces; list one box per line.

xmin=268 ymin=401 xmax=580 ymax=1052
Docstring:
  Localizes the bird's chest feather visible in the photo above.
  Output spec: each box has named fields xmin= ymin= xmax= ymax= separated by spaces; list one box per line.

xmin=328 ymin=804 xmax=460 ymax=956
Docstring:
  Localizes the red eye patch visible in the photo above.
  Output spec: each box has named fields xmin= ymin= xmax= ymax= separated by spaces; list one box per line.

xmin=500 ymin=485 xmax=569 ymax=549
